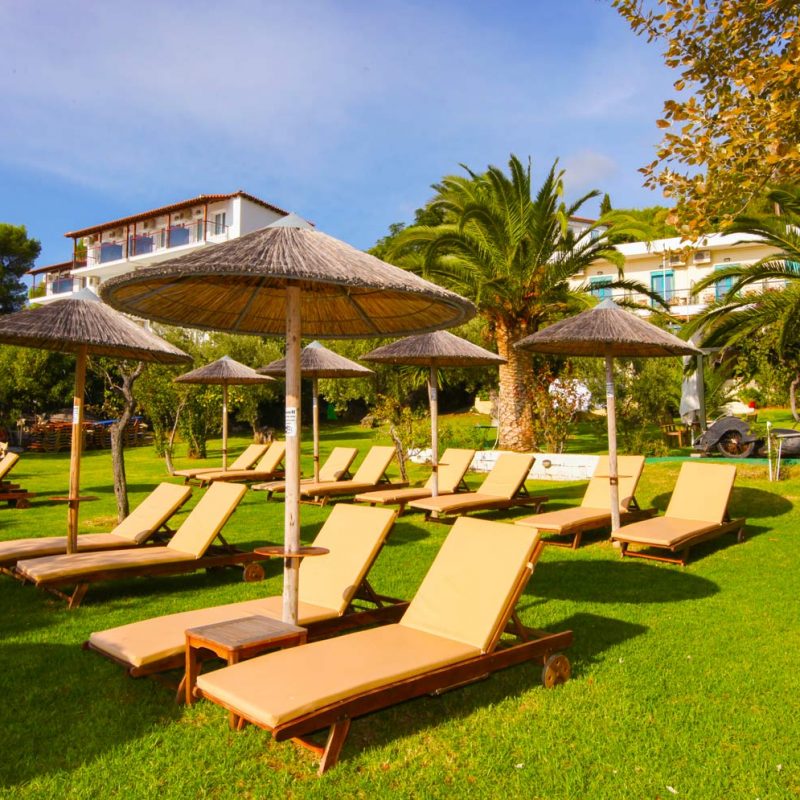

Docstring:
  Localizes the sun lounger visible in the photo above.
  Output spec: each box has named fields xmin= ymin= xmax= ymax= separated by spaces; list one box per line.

xmin=611 ymin=462 xmax=746 ymax=565
xmin=408 ymin=452 xmax=545 ymax=521
xmin=197 ymin=441 xmax=286 ymax=486
xmin=0 ymin=452 xmax=33 ymax=509
xmin=0 ymin=482 xmax=192 ymax=574
xmin=85 ymin=504 xmax=407 ymax=681
xmin=15 ymin=482 xmax=256 ymax=608
xmin=194 ymin=516 xmax=573 ymax=774
xmin=353 ymin=448 xmax=476 ymax=514
xmin=252 ymin=447 xmax=358 ymax=499
xmin=172 ymin=444 xmax=269 ymax=484
xmin=299 ymin=446 xmax=405 ymax=506
xmin=515 ymin=455 xmax=653 ymax=548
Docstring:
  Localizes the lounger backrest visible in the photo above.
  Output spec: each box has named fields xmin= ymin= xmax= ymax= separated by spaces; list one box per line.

xmin=228 ymin=444 xmax=270 ymax=471
xmin=400 ymin=516 xmax=541 ymax=653
xmin=0 ymin=451 xmax=19 ymax=480
xmin=166 ymin=482 xmax=247 ymax=558
xmin=581 ymin=455 xmax=645 ymax=511
xmin=256 ymin=441 xmax=286 ymax=473
xmin=351 ymin=446 xmax=395 ymax=484
xmin=476 ymin=452 xmax=535 ymax=499
xmin=666 ymin=462 xmax=736 ymax=524
xmin=299 ymin=504 xmax=396 ymax=614
xmin=112 ymin=483 xmax=193 ymax=543
xmin=317 ymin=447 xmax=359 ymax=483
xmin=424 ymin=448 xmax=476 ymax=493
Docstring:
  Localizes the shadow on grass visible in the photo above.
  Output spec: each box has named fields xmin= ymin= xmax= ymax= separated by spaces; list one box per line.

xmin=531 ymin=559 xmax=719 ymax=603
xmin=0 ymin=642 xmax=179 ymax=787
xmin=649 ymin=485 xmax=792 ymax=518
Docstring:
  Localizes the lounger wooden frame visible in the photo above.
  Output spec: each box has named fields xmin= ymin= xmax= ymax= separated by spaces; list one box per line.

xmin=541 ymin=499 xmax=655 ymax=549
xmin=0 ymin=453 xmax=32 ymax=508
xmin=618 ymin=514 xmax=746 ymax=566
xmin=301 ymin=472 xmax=407 ymax=507
xmin=194 ymin=539 xmax=573 ymax=775
xmin=356 ymin=476 xmax=470 ymax=516
xmin=415 ymin=482 xmax=547 ymax=524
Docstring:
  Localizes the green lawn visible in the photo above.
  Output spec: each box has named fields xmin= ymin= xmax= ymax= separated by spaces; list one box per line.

xmin=0 ymin=421 xmax=798 ymax=799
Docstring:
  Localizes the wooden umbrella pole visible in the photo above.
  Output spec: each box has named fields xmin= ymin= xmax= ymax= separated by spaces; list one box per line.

xmin=283 ymin=283 xmax=302 ymax=625
xmin=605 ymin=353 xmax=621 ymax=532
xmin=67 ymin=344 xmax=88 ymax=554
xmin=222 ymin=384 xmax=229 ymax=471
xmin=429 ymin=365 xmax=439 ymax=497
xmin=312 ymin=376 xmax=320 ymax=483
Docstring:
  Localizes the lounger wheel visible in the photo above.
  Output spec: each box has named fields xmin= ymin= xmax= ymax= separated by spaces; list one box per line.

xmin=243 ymin=563 xmax=265 ymax=582
xmin=541 ymin=653 xmax=571 ymax=688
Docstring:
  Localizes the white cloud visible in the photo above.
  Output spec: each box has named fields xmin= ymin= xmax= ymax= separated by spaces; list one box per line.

xmin=562 ymin=150 xmax=618 ymax=192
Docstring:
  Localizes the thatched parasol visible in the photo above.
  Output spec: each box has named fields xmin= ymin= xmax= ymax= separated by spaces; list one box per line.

xmin=0 ymin=289 xmax=191 ymax=551
xmin=515 ymin=299 xmax=700 ymax=531
xmin=100 ymin=214 xmax=474 ymax=624
xmin=174 ymin=356 xmax=274 ymax=470
xmin=258 ymin=342 xmax=373 ymax=481
xmin=363 ymin=330 xmax=505 ymax=496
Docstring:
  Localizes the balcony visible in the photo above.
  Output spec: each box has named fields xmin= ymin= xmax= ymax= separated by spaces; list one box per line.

xmin=80 ymin=219 xmax=230 ymax=274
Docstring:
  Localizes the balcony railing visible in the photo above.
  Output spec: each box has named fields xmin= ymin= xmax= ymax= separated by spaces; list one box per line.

xmin=85 ymin=219 xmax=229 ymax=267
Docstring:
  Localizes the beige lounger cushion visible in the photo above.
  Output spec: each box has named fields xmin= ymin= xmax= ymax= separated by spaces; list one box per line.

xmin=353 ymin=486 xmax=435 ymax=505
xmin=301 ymin=446 xmax=395 ymax=496
xmin=173 ymin=444 xmax=269 ymax=478
xmin=253 ymin=447 xmax=358 ymax=492
xmin=197 ymin=517 xmax=539 ymax=728
xmin=0 ymin=533 xmax=139 ymax=563
xmin=516 ymin=506 xmax=613 ymax=533
xmin=201 ymin=442 xmax=286 ymax=483
xmin=17 ymin=482 xmax=247 ymax=582
xmin=197 ymin=623 xmax=478 ymax=728
xmin=612 ymin=517 xmax=720 ymax=548
xmin=89 ymin=596 xmax=338 ymax=668
xmin=0 ymin=452 xmax=20 ymax=480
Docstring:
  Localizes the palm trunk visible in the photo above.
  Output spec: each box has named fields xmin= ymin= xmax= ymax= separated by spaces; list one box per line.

xmin=495 ymin=322 xmax=534 ymax=451
xmin=790 ymin=372 xmax=800 ymax=422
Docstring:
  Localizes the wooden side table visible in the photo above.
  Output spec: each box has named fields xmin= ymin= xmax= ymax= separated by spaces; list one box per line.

xmin=185 ymin=614 xmax=307 ymax=725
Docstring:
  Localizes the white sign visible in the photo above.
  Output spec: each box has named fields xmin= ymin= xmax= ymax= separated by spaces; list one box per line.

xmin=285 ymin=407 xmax=298 ymax=437
xmin=72 ymin=404 xmax=81 ymax=425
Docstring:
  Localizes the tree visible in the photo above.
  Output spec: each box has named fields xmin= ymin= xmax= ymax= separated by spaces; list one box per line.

xmin=0 ymin=224 xmax=41 ymax=313
xmin=613 ymin=0 xmax=800 ymax=234
xmin=685 ymin=187 xmax=800 ymax=417
xmin=600 ymin=193 xmax=613 ymax=216
xmin=391 ymin=155 xmax=636 ymax=451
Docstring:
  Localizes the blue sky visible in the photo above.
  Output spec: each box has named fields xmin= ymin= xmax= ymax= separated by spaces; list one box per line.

xmin=0 ymin=0 xmax=674 ymax=268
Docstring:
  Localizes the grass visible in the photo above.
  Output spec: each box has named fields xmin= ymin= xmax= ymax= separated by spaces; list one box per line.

xmin=0 ymin=418 xmax=798 ymax=799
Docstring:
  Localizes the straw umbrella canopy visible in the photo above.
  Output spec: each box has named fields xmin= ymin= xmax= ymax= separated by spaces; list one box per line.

xmin=515 ymin=298 xmax=701 ymax=531
xmin=258 ymin=341 xmax=373 ymax=481
xmin=174 ymin=355 xmax=274 ymax=470
xmin=363 ymin=330 xmax=505 ymax=496
xmin=100 ymin=213 xmax=475 ymax=623
xmin=0 ymin=289 xmax=191 ymax=552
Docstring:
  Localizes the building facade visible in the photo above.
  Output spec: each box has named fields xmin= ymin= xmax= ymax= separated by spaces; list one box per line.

xmin=29 ymin=191 xmax=288 ymax=303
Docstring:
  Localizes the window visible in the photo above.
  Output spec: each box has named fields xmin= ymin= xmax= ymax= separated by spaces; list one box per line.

xmin=715 ymin=263 xmax=737 ymax=300
xmin=589 ymin=276 xmax=612 ymax=300
xmin=651 ymin=269 xmax=675 ymax=305
xmin=213 ymin=212 xmax=227 ymax=235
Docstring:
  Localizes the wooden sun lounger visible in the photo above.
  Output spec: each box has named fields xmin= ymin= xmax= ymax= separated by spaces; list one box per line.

xmin=197 ymin=441 xmax=286 ymax=487
xmin=353 ymin=448 xmax=476 ymax=515
xmin=611 ymin=462 xmax=746 ymax=566
xmin=0 ymin=482 xmax=192 ymax=574
xmin=173 ymin=444 xmax=269 ymax=484
xmin=408 ymin=453 xmax=546 ymax=522
xmin=252 ymin=447 xmax=358 ymax=499
xmin=0 ymin=452 xmax=33 ymax=509
xmin=194 ymin=516 xmax=573 ymax=775
xmin=515 ymin=455 xmax=654 ymax=548
xmin=15 ymin=482 xmax=259 ymax=608
xmin=84 ymin=504 xmax=407 ymax=684
xmin=299 ymin=446 xmax=407 ymax=506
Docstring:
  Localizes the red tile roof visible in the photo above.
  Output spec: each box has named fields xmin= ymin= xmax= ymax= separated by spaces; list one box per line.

xmin=27 ymin=260 xmax=73 ymax=276
xmin=64 ymin=191 xmax=289 ymax=238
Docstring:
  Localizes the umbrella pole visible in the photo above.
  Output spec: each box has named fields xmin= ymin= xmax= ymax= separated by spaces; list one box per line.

xmin=67 ymin=344 xmax=88 ymax=554
xmin=429 ymin=365 xmax=439 ymax=497
xmin=605 ymin=354 xmax=621 ymax=532
xmin=283 ymin=283 xmax=302 ymax=625
xmin=222 ymin=384 xmax=228 ymax=471
xmin=312 ymin=377 xmax=320 ymax=483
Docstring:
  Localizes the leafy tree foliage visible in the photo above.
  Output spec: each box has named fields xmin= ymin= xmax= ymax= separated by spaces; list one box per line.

xmin=0 ymin=224 xmax=41 ymax=313
xmin=613 ymin=0 xmax=800 ymax=234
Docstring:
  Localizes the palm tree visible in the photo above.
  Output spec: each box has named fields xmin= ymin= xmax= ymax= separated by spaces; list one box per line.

xmin=686 ymin=187 xmax=800 ymax=417
xmin=390 ymin=155 xmax=642 ymax=451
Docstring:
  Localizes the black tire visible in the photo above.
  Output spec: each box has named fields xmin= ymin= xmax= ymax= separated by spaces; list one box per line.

xmin=716 ymin=430 xmax=755 ymax=458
